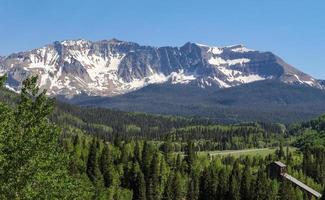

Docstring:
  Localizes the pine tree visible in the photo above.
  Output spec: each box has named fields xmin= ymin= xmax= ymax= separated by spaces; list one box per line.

xmin=99 ymin=143 xmax=112 ymax=187
xmin=87 ymin=138 xmax=101 ymax=183
xmin=163 ymin=171 xmax=184 ymax=200
xmin=185 ymin=141 xmax=196 ymax=172
xmin=277 ymin=139 xmax=285 ymax=159
xmin=134 ymin=141 xmax=142 ymax=162
xmin=142 ymin=141 xmax=152 ymax=179
xmin=240 ymin=164 xmax=251 ymax=200
xmin=279 ymin=179 xmax=295 ymax=200
xmin=187 ymin=171 xmax=199 ymax=200
xmin=199 ymin=168 xmax=216 ymax=200
xmin=172 ymin=171 xmax=184 ymax=200
xmin=228 ymin=160 xmax=241 ymax=200
xmin=217 ymin=168 xmax=228 ymax=200
xmin=163 ymin=173 xmax=174 ymax=200
xmin=131 ymin=162 xmax=146 ymax=200
xmin=147 ymin=152 xmax=160 ymax=200
xmin=254 ymin=167 xmax=269 ymax=200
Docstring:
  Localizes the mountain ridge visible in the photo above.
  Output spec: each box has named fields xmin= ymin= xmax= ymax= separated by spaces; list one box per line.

xmin=0 ymin=38 xmax=322 ymax=98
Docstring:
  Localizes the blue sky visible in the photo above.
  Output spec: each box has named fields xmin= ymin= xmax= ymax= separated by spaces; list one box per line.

xmin=1 ymin=0 xmax=324 ymax=78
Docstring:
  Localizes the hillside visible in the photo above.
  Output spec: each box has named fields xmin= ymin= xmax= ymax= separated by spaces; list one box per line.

xmin=63 ymin=80 xmax=325 ymax=124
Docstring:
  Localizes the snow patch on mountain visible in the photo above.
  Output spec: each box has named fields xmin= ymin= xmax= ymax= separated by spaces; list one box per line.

xmin=118 ymin=73 xmax=168 ymax=92
xmin=170 ymin=69 xmax=197 ymax=84
xmin=213 ymin=77 xmax=230 ymax=88
xmin=229 ymin=45 xmax=254 ymax=53
xmin=208 ymin=56 xmax=250 ymax=66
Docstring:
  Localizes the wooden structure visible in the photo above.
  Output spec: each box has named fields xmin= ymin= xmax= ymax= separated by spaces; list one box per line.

xmin=268 ymin=161 xmax=322 ymax=199
xmin=268 ymin=161 xmax=287 ymax=179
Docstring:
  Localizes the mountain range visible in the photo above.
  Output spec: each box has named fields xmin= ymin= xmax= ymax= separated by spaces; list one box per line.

xmin=1 ymin=38 xmax=325 ymax=123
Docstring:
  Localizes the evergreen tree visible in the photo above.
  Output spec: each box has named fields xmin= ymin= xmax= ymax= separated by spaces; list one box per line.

xmin=228 ymin=160 xmax=241 ymax=200
xmin=100 ymin=143 xmax=112 ymax=187
xmin=187 ymin=171 xmax=199 ymax=200
xmin=277 ymin=139 xmax=285 ymax=159
xmin=134 ymin=141 xmax=142 ymax=162
xmin=184 ymin=140 xmax=196 ymax=172
xmin=240 ymin=164 xmax=251 ymax=200
xmin=163 ymin=171 xmax=184 ymax=200
xmin=163 ymin=173 xmax=174 ymax=200
xmin=217 ymin=168 xmax=228 ymax=200
xmin=141 ymin=141 xmax=152 ymax=179
xmin=147 ymin=152 xmax=160 ymax=200
xmin=279 ymin=179 xmax=295 ymax=200
xmin=199 ymin=168 xmax=216 ymax=200
xmin=172 ymin=171 xmax=184 ymax=200
xmin=86 ymin=138 xmax=101 ymax=183
xmin=254 ymin=167 xmax=269 ymax=200
xmin=131 ymin=162 xmax=146 ymax=200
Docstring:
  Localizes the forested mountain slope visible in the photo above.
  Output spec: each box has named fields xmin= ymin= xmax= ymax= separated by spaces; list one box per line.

xmin=64 ymin=80 xmax=325 ymax=124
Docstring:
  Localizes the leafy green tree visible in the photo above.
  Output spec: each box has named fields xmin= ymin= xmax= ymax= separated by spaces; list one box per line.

xmin=0 ymin=76 xmax=85 ymax=199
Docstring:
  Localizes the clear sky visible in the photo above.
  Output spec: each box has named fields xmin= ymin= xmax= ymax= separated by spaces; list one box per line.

xmin=1 ymin=0 xmax=324 ymax=78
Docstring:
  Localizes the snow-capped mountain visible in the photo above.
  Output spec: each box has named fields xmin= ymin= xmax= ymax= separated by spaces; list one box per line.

xmin=0 ymin=39 xmax=322 ymax=97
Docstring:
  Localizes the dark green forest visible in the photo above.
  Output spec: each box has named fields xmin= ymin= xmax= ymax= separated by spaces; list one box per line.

xmin=65 ymin=80 xmax=325 ymax=124
xmin=0 ymin=76 xmax=324 ymax=199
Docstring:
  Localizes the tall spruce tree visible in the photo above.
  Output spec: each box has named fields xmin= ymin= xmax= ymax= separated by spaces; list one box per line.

xmin=240 ymin=164 xmax=251 ymax=200
xmin=86 ymin=138 xmax=101 ymax=184
xmin=228 ymin=160 xmax=241 ymax=200
xmin=187 ymin=171 xmax=200 ymax=200
xmin=254 ymin=167 xmax=269 ymax=200
xmin=279 ymin=179 xmax=295 ymax=200
xmin=131 ymin=162 xmax=146 ymax=200
xmin=147 ymin=152 xmax=160 ymax=200
xmin=100 ymin=143 xmax=113 ymax=187
xmin=185 ymin=140 xmax=196 ymax=172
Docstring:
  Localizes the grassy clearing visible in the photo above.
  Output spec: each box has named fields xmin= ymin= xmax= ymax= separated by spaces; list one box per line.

xmin=196 ymin=147 xmax=298 ymax=158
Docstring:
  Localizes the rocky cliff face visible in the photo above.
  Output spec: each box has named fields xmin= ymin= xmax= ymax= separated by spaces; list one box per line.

xmin=0 ymin=39 xmax=321 ymax=97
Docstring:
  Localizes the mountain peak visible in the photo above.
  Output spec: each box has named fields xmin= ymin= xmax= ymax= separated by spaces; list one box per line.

xmin=108 ymin=38 xmax=123 ymax=43
xmin=0 ymin=38 xmax=322 ymax=97
xmin=60 ymin=39 xmax=91 ymax=46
